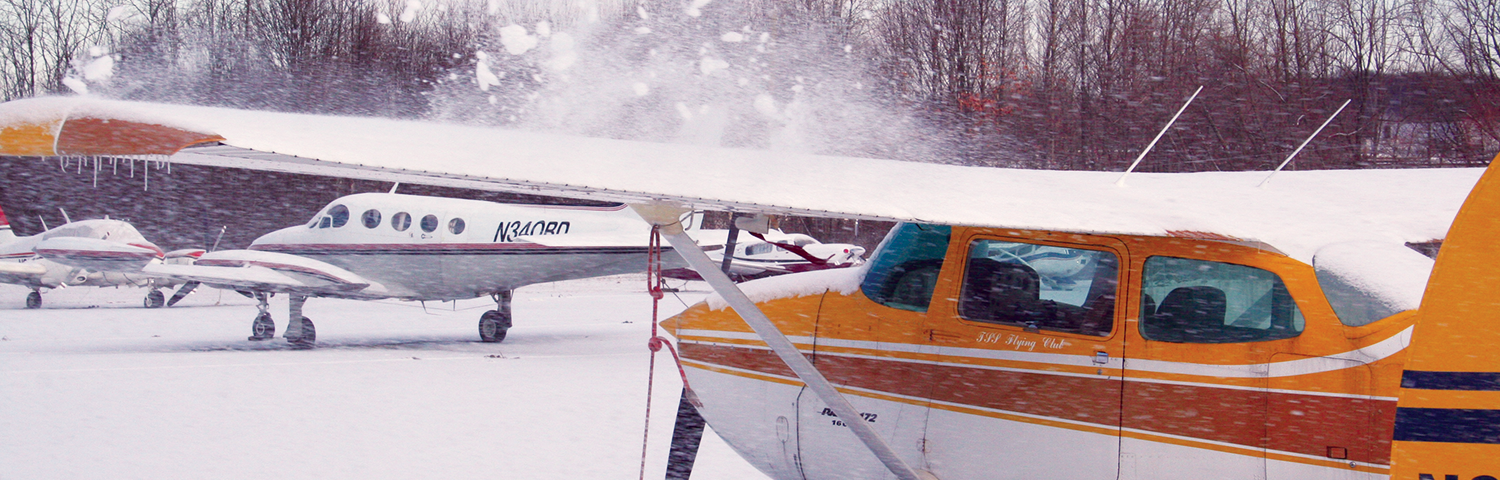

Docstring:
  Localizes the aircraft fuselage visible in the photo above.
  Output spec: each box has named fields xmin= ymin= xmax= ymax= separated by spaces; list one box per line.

xmin=245 ymin=193 xmax=667 ymax=300
xmin=667 ymin=224 xmax=1419 ymax=480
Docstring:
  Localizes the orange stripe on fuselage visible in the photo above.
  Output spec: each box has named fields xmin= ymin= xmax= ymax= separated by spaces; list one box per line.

xmin=681 ymin=340 xmax=1396 ymax=467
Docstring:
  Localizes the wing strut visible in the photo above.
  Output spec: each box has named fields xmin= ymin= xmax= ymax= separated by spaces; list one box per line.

xmin=633 ymin=204 xmax=923 ymax=480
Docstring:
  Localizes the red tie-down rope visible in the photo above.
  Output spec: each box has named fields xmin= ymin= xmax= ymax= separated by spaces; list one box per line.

xmin=639 ymin=225 xmax=700 ymax=480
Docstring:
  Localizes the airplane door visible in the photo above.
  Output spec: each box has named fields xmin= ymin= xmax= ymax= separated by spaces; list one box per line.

xmin=1266 ymin=355 xmax=1375 ymax=480
xmin=795 ymin=289 xmax=936 ymax=480
xmin=1121 ymin=252 xmax=1308 ymax=480
xmin=921 ymin=233 xmax=1127 ymax=480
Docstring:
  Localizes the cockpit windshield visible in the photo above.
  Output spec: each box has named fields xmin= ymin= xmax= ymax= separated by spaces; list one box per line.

xmin=860 ymin=223 xmax=952 ymax=312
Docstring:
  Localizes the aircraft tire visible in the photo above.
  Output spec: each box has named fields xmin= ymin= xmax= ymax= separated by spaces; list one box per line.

xmin=249 ymin=313 xmax=275 ymax=341
xmin=288 ymin=317 xmax=316 ymax=346
xmin=25 ymin=291 xmax=41 ymax=309
xmin=144 ymin=290 xmax=165 ymax=309
xmin=479 ymin=310 xmax=509 ymax=343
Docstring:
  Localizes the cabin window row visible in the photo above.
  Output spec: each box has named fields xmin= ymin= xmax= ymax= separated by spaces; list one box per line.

xmin=310 ymin=205 xmax=466 ymax=235
xmin=861 ymin=225 xmax=1305 ymax=344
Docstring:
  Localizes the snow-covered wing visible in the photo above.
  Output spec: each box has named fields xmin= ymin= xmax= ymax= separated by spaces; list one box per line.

xmin=514 ymin=232 xmax=657 ymax=248
xmin=0 ymin=97 xmax=221 ymax=156
xmin=0 ymin=97 xmax=1485 ymax=262
xmin=142 ymin=249 xmax=383 ymax=297
xmin=142 ymin=263 xmax=306 ymax=290
xmin=32 ymin=237 xmax=161 ymax=272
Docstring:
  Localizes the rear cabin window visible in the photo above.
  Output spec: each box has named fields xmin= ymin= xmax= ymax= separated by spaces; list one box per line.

xmin=861 ymin=223 xmax=951 ymax=312
xmin=391 ymin=212 xmax=412 ymax=231
xmin=449 ymin=218 xmax=466 ymax=235
xmin=959 ymin=240 xmax=1118 ymax=336
xmin=420 ymin=215 xmax=439 ymax=233
xmin=1140 ymin=256 xmax=1304 ymax=343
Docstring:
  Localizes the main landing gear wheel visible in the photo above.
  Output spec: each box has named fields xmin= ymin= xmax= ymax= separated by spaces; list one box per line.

xmin=25 ymin=291 xmax=41 ymax=309
xmin=287 ymin=317 xmax=316 ymax=347
xmin=250 ymin=313 xmax=276 ymax=341
xmin=479 ymin=310 xmax=510 ymax=343
xmin=144 ymin=290 xmax=165 ymax=309
xmin=480 ymin=290 xmax=514 ymax=343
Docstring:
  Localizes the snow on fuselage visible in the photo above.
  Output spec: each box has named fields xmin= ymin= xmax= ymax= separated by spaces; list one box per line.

xmin=244 ymin=193 xmax=667 ymax=300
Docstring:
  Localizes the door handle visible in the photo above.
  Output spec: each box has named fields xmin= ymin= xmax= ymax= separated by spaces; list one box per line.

xmin=927 ymin=329 xmax=962 ymax=343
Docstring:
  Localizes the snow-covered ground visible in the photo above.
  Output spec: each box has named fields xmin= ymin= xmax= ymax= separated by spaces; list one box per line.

xmin=0 ymin=276 xmax=770 ymax=480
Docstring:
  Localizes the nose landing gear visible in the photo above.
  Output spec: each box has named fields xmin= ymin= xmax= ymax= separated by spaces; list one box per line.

xmin=479 ymin=290 xmax=513 ymax=343
xmin=248 ymin=292 xmax=275 ymax=341
xmin=144 ymin=289 xmax=165 ymax=308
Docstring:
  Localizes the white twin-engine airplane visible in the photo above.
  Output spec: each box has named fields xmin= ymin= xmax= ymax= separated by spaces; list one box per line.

xmin=0 ymin=205 xmax=202 ymax=308
xmin=147 ymin=192 xmax=689 ymax=345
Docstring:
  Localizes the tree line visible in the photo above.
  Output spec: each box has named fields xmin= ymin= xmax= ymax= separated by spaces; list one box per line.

xmin=2 ymin=0 xmax=1497 ymax=170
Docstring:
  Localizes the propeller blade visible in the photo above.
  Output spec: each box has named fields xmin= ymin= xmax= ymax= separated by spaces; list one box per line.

xmin=166 ymin=282 xmax=200 ymax=306
xmin=665 ymin=388 xmax=706 ymax=480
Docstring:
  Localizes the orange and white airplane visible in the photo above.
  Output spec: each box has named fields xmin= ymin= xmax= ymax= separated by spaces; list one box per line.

xmin=0 ymin=96 xmax=1494 ymax=480
xmin=0 ymin=203 xmax=202 ymax=308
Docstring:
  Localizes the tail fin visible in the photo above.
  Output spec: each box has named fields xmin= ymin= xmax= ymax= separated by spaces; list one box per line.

xmin=1391 ymin=153 xmax=1500 ymax=479
xmin=0 ymin=205 xmax=15 ymax=243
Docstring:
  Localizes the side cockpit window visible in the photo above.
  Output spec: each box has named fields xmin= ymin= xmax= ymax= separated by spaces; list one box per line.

xmin=312 ymin=205 xmax=350 ymax=229
xmin=959 ymin=240 xmax=1117 ymax=336
xmin=329 ymin=205 xmax=349 ymax=228
xmin=1140 ymin=256 xmax=1304 ymax=343
xmin=861 ymin=223 xmax=951 ymax=312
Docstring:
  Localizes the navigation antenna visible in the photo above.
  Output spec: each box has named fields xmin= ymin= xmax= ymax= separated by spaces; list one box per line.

xmin=1116 ymin=85 xmax=1204 ymax=187
xmin=1258 ymin=99 xmax=1352 ymax=188
xmin=210 ymin=226 xmax=227 ymax=252
xmin=59 ymin=208 xmax=70 ymax=224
